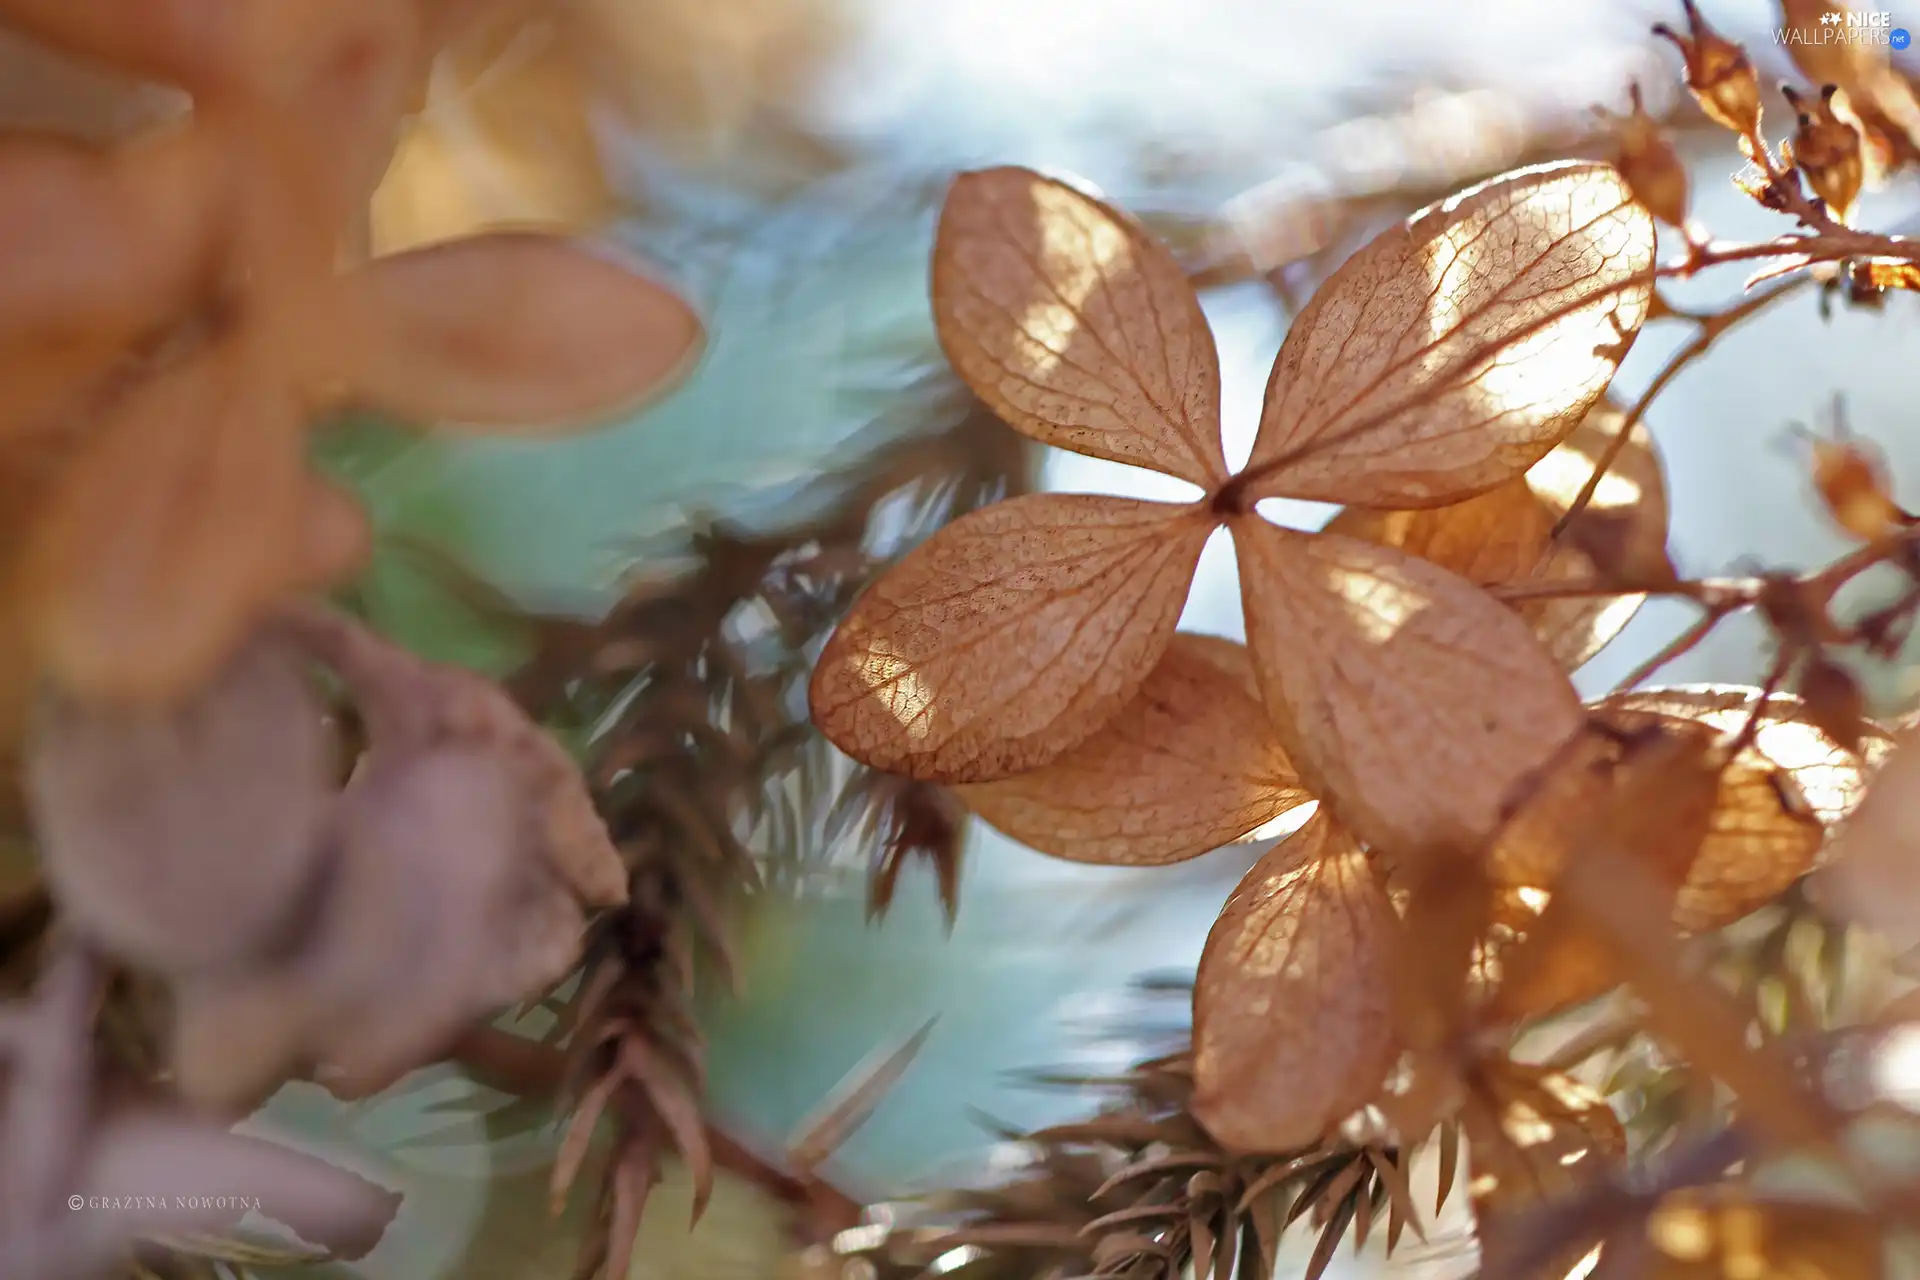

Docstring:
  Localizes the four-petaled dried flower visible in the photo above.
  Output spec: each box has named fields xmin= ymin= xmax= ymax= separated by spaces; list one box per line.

xmin=1782 ymin=82 xmax=1867 ymax=224
xmin=813 ymin=161 xmax=1655 ymax=864
xmin=1653 ymin=0 xmax=1764 ymax=139
xmin=0 ymin=0 xmax=704 ymax=711
xmin=809 ymin=161 xmax=1660 ymax=1151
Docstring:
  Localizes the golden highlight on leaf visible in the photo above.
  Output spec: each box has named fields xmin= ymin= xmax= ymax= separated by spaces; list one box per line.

xmin=1607 ymin=684 xmax=1889 ymax=828
xmin=1467 ymin=1060 xmax=1625 ymax=1278
xmin=1473 ymin=887 xmax=1620 ymax=1024
xmin=1636 ymin=1188 xmax=1885 ymax=1280
xmin=1243 ymin=162 xmax=1656 ymax=507
xmin=1466 ymin=1060 xmax=1625 ymax=1210
xmin=957 ymin=634 xmax=1308 ymax=864
xmin=1233 ymin=517 xmax=1582 ymax=858
xmin=1492 ymin=702 xmax=1822 ymax=937
xmin=1329 ymin=402 xmax=1668 ymax=670
xmin=1193 ymin=813 xmax=1397 ymax=1153
xmin=340 ymin=233 xmax=705 ymax=430
xmin=810 ymin=493 xmax=1212 ymax=783
xmin=932 ymin=166 xmax=1230 ymax=489
xmin=371 ymin=12 xmax=615 ymax=253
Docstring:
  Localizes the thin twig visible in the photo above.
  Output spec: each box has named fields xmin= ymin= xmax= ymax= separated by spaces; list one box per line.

xmin=1557 ymin=278 xmax=1808 ymax=538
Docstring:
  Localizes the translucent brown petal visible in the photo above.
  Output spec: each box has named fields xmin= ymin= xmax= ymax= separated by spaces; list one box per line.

xmin=1492 ymin=703 xmax=1826 ymax=934
xmin=1602 ymin=693 xmax=1866 ymax=931
xmin=1192 ymin=813 xmax=1397 ymax=1153
xmin=26 ymin=343 xmax=307 ymax=705
xmin=955 ymin=634 xmax=1310 ymax=864
xmin=339 ymin=233 xmax=704 ymax=431
xmin=1473 ymin=887 xmax=1620 ymax=1024
xmin=932 ymin=166 xmax=1230 ymax=489
xmin=1324 ymin=401 xmax=1668 ymax=670
xmin=1233 ymin=517 xmax=1583 ymax=858
xmin=1241 ymin=161 xmax=1656 ymax=507
xmin=1605 ymin=684 xmax=1890 ymax=828
xmin=811 ymin=493 xmax=1212 ymax=783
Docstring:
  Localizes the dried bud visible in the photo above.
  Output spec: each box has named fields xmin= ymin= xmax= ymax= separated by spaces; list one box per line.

xmin=1782 ymin=83 xmax=1865 ymax=223
xmin=1799 ymin=653 xmax=1869 ymax=754
xmin=1560 ymin=503 xmax=1681 ymax=588
xmin=24 ymin=634 xmax=333 ymax=975
xmin=1653 ymin=0 xmax=1763 ymax=138
xmin=1848 ymin=258 xmax=1920 ymax=299
xmin=864 ymin=777 xmax=966 ymax=928
xmin=1601 ymin=83 xmax=1692 ymax=229
xmin=1805 ymin=431 xmax=1909 ymax=542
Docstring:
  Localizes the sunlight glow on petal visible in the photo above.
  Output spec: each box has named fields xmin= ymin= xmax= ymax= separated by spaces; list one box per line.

xmin=1010 ymin=181 xmax=1135 ymax=382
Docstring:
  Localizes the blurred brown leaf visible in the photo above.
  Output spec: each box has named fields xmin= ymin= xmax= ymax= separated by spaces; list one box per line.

xmin=339 ymin=231 xmax=703 ymax=430
xmin=0 ymin=0 xmax=704 ymax=709
xmin=1468 ymin=1060 xmax=1625 ymax=1280
xmin=0 ymin=0 xmax=243 ymax=92
xmin=23 ymin=339 xmax=307 ymax=705
xmin=956 ymin=634 xmax=1310 ymax=864
xmin=1192 ymin=813 xmax=1398 ymax=1153
xmin=0 ymin=26 xmax=184 ymax=141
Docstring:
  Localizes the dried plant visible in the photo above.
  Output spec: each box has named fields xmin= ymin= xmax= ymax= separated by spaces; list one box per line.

xmin=17 ymin=1 xmax=1920 ymax=1278
xmin=0 ymin=0 xmax=702 ymax=718
xmin=506 ymin=405 xmax=1031 ymax=1278
xmin=799 ymin=4 xmax=1920 ymax=1276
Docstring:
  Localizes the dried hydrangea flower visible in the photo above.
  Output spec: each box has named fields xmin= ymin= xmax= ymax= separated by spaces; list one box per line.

xmin=0 ymin=0 xmax=704 ymax=709
xmin=165 ymin=605 xmax=629 ymax=1108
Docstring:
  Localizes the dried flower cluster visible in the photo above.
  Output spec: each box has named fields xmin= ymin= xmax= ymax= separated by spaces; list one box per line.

xmin=0 ymin=0 xmax=702 ymax=716
xmin=804 ymin=4 xmax=1920 ymax=1276
xmin=0 ymin=0 xmax=715 ymax=1273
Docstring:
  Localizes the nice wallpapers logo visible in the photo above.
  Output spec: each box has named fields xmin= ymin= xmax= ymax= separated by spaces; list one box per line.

xmin=1776 ymin=8 xmax=1912 ymax=47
